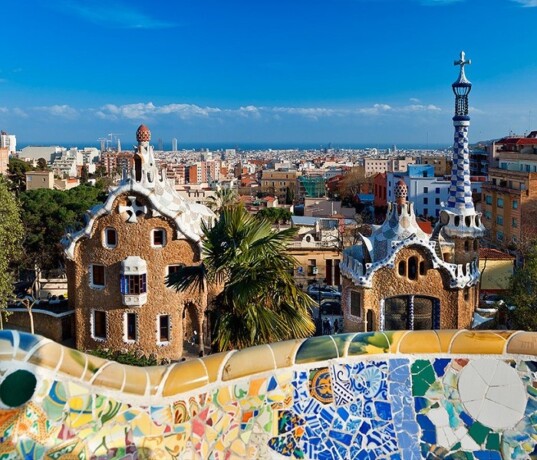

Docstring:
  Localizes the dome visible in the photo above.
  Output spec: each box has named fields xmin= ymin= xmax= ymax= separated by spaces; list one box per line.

xmin=136 ymin=124 xmax=151 ymax=143
xmin=394 ymin=179 xmax=408 ymax=201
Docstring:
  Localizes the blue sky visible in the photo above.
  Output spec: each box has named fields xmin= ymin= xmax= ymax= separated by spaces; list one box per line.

xmin=2 ymin=0 xmax=537 ymax=146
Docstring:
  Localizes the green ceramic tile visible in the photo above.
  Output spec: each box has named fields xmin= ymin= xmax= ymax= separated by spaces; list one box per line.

xmin=468 ymin=421 xmax=491 ymax=445
xmin=295 ymin=336 xmax=338 ymax=364
xmin=347 ymin=332 xmax=390 ymax=356
xmin=486 ymin=432 xmax=501 ymax=450
xmin=411 ymin=360 xmax=436 ymax=397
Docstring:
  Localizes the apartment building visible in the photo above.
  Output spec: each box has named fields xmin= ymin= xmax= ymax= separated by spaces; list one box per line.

xmin=260 ymin=169 xmax=301 ymax=204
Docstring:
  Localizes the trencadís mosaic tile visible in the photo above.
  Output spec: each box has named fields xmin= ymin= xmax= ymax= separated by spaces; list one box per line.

xmin=1 ymin=330 xmax=537 ymax=458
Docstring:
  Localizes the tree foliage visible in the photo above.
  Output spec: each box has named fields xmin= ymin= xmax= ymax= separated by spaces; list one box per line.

xmin=256 ymin=207 xmax=292 ymax=224
xmin=7 ymin=158 xmax=33 ymax=193
xmin=206 ymin=188 xmax=238 ymax=213
xmin=508 ymin=245 xmax=537 ymax=330
xmin=19 ymin=185 xmax=107 ymax=269
xmin=168 ymin=205 xmax=315 ymax=351
xmin=0 ymin=178 xmax=24 ymax=320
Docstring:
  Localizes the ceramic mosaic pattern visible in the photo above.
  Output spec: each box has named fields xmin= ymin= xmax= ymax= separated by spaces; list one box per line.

xmin=2 ymin=330 xmax=537 ymax=459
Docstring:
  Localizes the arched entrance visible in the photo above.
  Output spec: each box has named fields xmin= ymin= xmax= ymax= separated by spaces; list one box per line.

xmin=182 ymin=302 xmax=201 ymax=356
xmin=383 ymin=296 xmax=439 ymax=330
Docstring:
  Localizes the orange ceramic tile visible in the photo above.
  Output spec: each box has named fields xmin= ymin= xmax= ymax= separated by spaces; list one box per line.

xmin=268 ymin=339 xmax=305 ymax=369
xmin=26 ymin=341 xmax=63 ymax=371
xmin=434 ymin=330 xmax=459 ymax=352
xmin=92 ymin=362 xmax=126 ymax=391
xmin=222 ymin=345 xmax=276 ymax=381
xmin=398 ymin=331 xmax=442 ymax=354
xmin=450 ymin=331 xmax=507 ymax=354
xmin=506 ymin=331 xmax=537 ymax=356
xmin=162 ymin=360 xmax=209 ymax=397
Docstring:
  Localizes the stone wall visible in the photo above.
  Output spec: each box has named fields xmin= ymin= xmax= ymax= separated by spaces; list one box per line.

xmin=3 ymin=309 xmax=73 ymax=343
xmin=343 ymin=246 xmax=478 ymax=332
xmin=70 ymin=193 xmax=206 ymax=361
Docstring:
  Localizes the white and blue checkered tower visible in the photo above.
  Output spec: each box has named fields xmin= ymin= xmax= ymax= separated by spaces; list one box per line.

xmin=439 ymin=52 xmax=485 ymax=268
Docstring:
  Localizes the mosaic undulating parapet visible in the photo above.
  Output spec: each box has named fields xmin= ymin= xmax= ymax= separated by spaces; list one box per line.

xmin=2 ymin=330 xmax=537 ymax=459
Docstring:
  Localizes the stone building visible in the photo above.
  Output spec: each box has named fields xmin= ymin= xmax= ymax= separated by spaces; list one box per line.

xmin=340 ymin=52 xmax=484 ymax=332
xmin=63 ymin=125 xmax=214 ymax=361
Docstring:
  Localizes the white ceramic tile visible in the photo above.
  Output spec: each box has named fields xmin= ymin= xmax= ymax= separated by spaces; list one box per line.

xmin=427 ymin=407 xmax=450 ymax=427
xmin=486 ymin=383 xmax=526 ymax=414
xmin=471 ymin=359 xmax=499 ymax=385
xmin=458 ymin=364 xmax=488 ymax=403
xmin=478 ymin=399 xmax=524 ymax=430
xmin=490 ymin=361 xmax=523 ymax=387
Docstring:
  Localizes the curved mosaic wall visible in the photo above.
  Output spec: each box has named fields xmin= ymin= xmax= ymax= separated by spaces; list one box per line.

xmin=1 ymin=329 xmax=537 ymax=459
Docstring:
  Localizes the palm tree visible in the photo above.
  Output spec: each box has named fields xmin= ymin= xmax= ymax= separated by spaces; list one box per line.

xmin=206 ymin=188 xmax=238 ymax=213
xmin=167 ymin=205 xmax=315 ymax=351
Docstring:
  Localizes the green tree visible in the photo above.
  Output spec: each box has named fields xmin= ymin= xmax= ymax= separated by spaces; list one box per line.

xmin=0 ymin=178 xmax=24 ymax=328
xmin=508 ymin=245 xmax=537 ymax=330
xmin=167 ymin=205 xmax=315 ymax=351
xmin=80 ymin=165 xmax=89 ymax=184
xmin=36 ymin=158 xmax=48 ymax=171
xmin=206 ymin=188 xmax=238 ymax=213
xmin=19 ymin=184 xmax=107 ymax=270
xmin=7 ymin=158 xmax=33 ymax=193
xmin=256 ymin=207 xmax=292 ymax=224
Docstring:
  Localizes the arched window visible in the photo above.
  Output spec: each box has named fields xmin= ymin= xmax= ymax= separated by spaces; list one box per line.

xmin=398 ymin=260 xmax=406 ymax=276
xmin=419 ymin=260 xmax=426 ymax=276
xmin=465 ymin=216 xmax=472 ymax=227
xmin=454 ymin=216 xmax=460 ymax=227
xmin=134 ymin=154 xmax=142 ymax=182
xmin=408 ymin=256 xmax=418 ymax=280
xmin=103 ymin=227 xmax=117 ymax=248
xmin=464 ymin=240 xmax=470 ymax=251
xmin=473 ymin=240 xmax=478 ymax=251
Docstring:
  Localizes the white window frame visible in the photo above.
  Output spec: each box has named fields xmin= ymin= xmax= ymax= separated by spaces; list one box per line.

xmin=91 ymin=309 xmax=107 ymax=342
xmin=156 ymin=314 xmax=171 ymax=345
xmin=123 ymin=311 xmax=138 ymax=344
xmin=89 ymin=264 xmax=105 ymax=290
xmin=152 ymin=228 xmax=166 ymax=248
xmin=103 ymin=227 xmax=118 ymax=249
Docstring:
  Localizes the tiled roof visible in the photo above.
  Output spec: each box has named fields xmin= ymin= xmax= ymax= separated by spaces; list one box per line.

xmin=479 ymin=248 xmax=515 ymax=260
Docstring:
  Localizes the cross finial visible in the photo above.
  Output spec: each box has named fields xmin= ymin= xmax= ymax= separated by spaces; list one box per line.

xmin=454 ymin=51 xmax=471 ymax=70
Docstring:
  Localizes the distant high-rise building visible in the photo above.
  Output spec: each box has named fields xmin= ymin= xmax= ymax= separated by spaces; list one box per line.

xmin=172 ymin=138 xmax=178 ymax=152
xmin=0 ymin=131 xmax=16 ymax=154
xmin=158 ymin=138 xmax=163 ymax=151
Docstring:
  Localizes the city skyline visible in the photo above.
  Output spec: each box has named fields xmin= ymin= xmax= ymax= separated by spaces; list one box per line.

xmin=3 ymin=0 xmax=537 ymax=144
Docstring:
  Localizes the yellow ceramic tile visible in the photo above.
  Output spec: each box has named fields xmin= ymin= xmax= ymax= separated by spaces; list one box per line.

xmin=506 ymin=331 xmax=537 ymax=356
xmin=58 ymin=348 xmax=87 ymax=380
xmin=122 ymin=366 xmax=149 ymax=396
xmin=434 ymin=330 xmax=459 ymax=352
xmin=146 ymin=365 xmax=169 ymax=396
xmin=398 ymin=331 xmax=442 ymax=354
xmin=268 ymin=339 xmax=305 ymax=369
xmin=162 ymin=360 xmax=209 ymax=397
xmin=202 ymin=351 xmax=231 ymax=383
xmin=83 ymin=353 xmax=110 ymax=381
xmin=92 ymin=362 xmax=126 ymax=391
xmin=449 ymin=330 xmax=507 ymax=354
xmin=387 ymin=331 xmax=408 ymax=354
xmin=0 ymin=334 xmax=14 ymax=360
xmin=27 ymin=341 xmax=63 ymax=370
xmin=222 ymin=345 xmax=276 ymax=381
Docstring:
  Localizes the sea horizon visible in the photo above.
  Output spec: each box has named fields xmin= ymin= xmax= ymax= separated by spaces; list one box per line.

xmin=17 ymin=141 xmax=452 ymax=152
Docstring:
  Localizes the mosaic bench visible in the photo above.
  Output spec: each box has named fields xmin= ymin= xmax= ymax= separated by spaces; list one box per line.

xmin=1 ymin=329 xmax=536 ymax=459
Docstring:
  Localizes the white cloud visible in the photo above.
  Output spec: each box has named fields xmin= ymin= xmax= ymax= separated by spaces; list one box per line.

xmin=34 ymin=104 xmax=78 ymax=119
xmin=59 ymin=1 xmax=175 ymax=29
xmin=512 ymin=0 xmax=537 ymax=6
xmin=13 ymin=108 xmax=28 ymax=118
